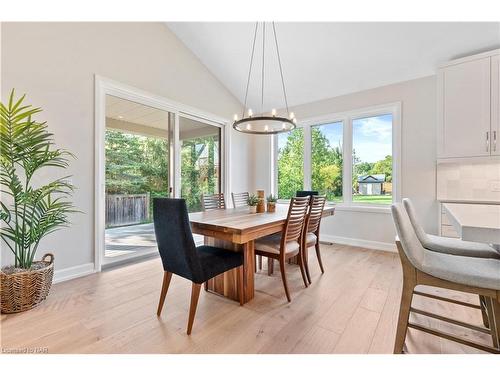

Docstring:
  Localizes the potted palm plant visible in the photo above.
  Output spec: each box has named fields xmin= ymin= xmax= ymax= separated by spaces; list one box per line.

xmin=0 ymin=90 xmax=76 ymax=314
xmin=247 ymin=194 xmax=259 ymax=213
xmin=266 ymin=194 xmax=278 ymax=213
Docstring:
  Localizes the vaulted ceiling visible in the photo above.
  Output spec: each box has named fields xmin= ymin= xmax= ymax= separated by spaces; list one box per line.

xmin=167 ymin=22 xmax=500 ymax=112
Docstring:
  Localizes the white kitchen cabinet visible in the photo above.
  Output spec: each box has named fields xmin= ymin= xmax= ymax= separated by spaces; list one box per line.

xmin=437 ymin=49 xmax=500 ymax=159
xmin=492 ymin=54 xmax=500 ymax=156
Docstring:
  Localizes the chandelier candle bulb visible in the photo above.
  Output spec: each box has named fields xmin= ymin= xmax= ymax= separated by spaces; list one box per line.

xmin=271 ymin=109 xmax=277 ymax=116
xmin=248 ymin=109 xmax=253 ymax=117
xmin=290 ymin=112 xmax=295 ymax=119
xmin=233 ymin=114 xmax=238 ymax=121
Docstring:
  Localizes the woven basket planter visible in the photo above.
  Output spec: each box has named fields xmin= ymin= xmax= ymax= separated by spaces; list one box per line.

xmin=1 ymin=253 xmax=54 ymax=314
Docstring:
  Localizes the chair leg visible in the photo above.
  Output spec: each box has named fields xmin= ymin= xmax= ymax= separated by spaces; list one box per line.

xmin=304 ymin=246 xmax=312 ymax=284
xmin=268 ymin=257 xmax=274 ymax=276
xmin=315 ymin=242 xmax=325 ymax=274
xmin=238 ymin=266 xmax=244 ymax=306
xmin=393 ymin=280 xmax=414 ymax=354
xmin=485 ymin=297 xmax=500 ymax=348
xmin=297 ymin=250 xmax=309 ymax=288
xmin=279 ymin=258 xmax=291 ymax=302
xmin=479 ymin=295 xmax=489 ymax=328
xmin=187 ymin=283 xmax=202 ymax=335
xmin=157 ymin=271 xmax=173 ymax=316
xmin=258 ymin=255 xmax=263 ymax=270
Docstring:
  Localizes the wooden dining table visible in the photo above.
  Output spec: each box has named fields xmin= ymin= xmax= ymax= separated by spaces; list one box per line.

xmin=189 ymin=203 xmax=335 ymax=304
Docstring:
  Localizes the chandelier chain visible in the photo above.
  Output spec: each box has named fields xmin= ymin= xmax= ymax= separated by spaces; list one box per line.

xmin=272 ymin=21 xmax=290 ymax=115
xmin=261 ymin=23 xmax=265 ymax=115
xmin=242 ymin=22 xmax=258 ymax=118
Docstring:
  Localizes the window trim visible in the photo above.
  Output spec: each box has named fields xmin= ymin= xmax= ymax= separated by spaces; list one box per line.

xmin=272 ymin=102 xmax=401 ymax=212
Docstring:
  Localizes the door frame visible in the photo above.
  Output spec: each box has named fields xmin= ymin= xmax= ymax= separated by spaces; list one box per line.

xmin=94 ymin=75 xmax=230 ymax=272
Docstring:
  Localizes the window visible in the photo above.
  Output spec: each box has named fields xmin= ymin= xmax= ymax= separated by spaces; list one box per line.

xmin=277 ymin=128 xmax=304 ymax=199
xmin=352 ymin=114 xmax=393 ymax=205
xmin=274 ymin=104 xmax=400 ymax=208
xmin=311 ymin=121 xmax=343 ymax=202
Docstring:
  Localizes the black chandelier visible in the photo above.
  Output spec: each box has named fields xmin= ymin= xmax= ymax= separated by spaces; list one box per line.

xmin=233 ymin=22 xmax=296 ymax=135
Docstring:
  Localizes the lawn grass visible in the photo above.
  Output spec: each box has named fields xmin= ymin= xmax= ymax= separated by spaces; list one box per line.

xmin=352 ymin=195 xmax=392 ymax=204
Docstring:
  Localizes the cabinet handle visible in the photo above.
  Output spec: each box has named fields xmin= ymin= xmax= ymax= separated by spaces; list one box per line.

xmin=486 ymin=131 xmax=489 ymax=152
xmin=494 ymin=131 xmax=497 ymax=152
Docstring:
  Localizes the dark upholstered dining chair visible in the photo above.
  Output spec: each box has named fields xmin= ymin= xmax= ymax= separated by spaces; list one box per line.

xmin=153 ymin=198 xmax=244 ymax=335
xmin=296 ymin=190 xmax=319 ymax=198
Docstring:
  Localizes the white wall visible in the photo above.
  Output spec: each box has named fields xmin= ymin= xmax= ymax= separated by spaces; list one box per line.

xmin=1 ymin=22 xmax=251 ymax=271
xmin=253 ymin=76 xmax=438 ymax=249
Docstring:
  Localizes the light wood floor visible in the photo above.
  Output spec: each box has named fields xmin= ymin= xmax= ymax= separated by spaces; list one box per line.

xmin=0 ymin=244 xmax=493 ymax=354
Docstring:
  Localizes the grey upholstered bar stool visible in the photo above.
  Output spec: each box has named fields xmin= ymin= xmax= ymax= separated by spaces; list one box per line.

xmin=403 ymin=198 xmax=500 ymax=259
xmin=403 ymin=198 xmax=500 ymax=329
xmin=391 ymin=203 xmax=500 ymax=354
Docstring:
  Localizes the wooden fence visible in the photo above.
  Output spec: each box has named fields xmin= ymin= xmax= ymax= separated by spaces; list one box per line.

xmin=106 ymin=193 xmax=150 ymax=227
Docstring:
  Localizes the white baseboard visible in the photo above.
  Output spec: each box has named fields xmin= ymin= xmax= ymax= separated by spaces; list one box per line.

xmin=53 ymin=262 xmax=95 ymax=283
xmin=320 ymin=234 xmax=396 ymax=253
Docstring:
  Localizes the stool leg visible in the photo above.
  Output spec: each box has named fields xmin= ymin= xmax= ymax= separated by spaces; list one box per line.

xmin=394 ymin=280 xmax=414 ymax=354
xmin=492 ymin=298 xmax=500 ymax=348
xmin=479 ymin=295 xmax=489 ymax=328
xmin=485 ymin=297 xmax=500 ymax=348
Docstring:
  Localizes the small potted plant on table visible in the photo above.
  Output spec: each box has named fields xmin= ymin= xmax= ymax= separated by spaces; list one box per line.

xmin=0 ymin=90 xmax=77 ymax=314
xmin=266 ymin=194 xmax=278 ymax=213
xmin=247 ymin=194 xmax=259 ymax=213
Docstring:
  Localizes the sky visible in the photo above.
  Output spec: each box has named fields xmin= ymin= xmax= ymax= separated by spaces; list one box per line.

xmin=278 ymin=114 xmax=392 ymax=163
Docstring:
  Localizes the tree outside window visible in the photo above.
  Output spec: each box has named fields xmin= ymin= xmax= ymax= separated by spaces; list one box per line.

xmin=277 ymin=128 xmax=303 ymax=199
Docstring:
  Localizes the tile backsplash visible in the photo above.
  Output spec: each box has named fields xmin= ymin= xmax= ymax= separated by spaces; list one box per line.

xmin=437 ymin=160 xmax=500 ymax=202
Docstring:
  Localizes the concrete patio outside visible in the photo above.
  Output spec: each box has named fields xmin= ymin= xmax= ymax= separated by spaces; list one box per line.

xmin=105 ymin=223 xmax=203 ymax=260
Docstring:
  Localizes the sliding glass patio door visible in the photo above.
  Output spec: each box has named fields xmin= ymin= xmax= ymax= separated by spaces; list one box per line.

xmin=98 ymin=88 xmax=226 ymax=268
xmin=104 ymin=95 xmax=173 ymax=265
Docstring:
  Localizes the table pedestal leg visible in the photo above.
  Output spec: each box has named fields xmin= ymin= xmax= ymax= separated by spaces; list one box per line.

xmin=204 ymin=238 xmax=255 ymax=304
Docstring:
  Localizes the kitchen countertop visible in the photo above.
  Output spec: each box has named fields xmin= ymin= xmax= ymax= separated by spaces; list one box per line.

xmin=439 ymin=199 xmax=500 ymax=205
xmin=442 ymin=203 xmax=500 ymax=245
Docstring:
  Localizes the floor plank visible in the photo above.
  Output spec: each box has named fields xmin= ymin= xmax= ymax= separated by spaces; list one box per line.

xmin=0 ymin=244 xmax=494 ymax=354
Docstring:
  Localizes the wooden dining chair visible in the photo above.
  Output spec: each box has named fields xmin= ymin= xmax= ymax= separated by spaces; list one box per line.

xmin=201 ymin=193 xmax=226 ymax=211
xmin=302 ymin=195 xmax=327 ymax=284
xmin=391 ymin=203 xmax=500 ymax=354
xmin=231 ymin=192 xmax=249 ymax=208
xmin=255 ymin=196 xmax=310 ymax=302
xmin=153 ymin=198 xmax=244 ymax=335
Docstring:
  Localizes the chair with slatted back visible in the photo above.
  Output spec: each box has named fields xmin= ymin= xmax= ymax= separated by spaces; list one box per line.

xmin=201 ymin=193 xmax=226 ymax=211
xmin=302 ymin=195 xmax=327 ymax=284
xmin=254 ymin=196 xmax=310 ymax=302
xmin=231 ymin=192 xmax=249 ymax=208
